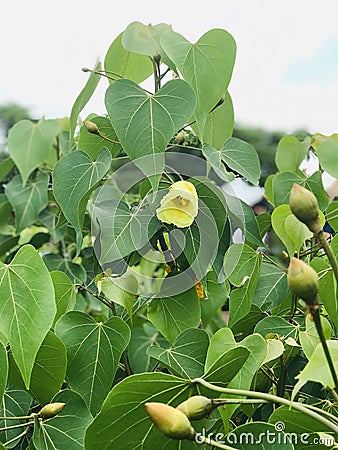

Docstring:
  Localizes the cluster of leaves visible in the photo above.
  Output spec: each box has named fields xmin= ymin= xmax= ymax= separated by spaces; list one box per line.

xmin=0 ymin=21 xmax=337 ymax=450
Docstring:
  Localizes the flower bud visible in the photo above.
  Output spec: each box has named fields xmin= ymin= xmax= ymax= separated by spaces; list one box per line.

xmin=145 ymin=402 xmax=195 ymax=440
xmin=153 ymin=52 xmax=161 ymax=64
xmin=287 ymin=257 xmax=319 ymax=306
xmin=176 ymin=396 xmax=214 ymax=420
xmin=39 ymin=402 xmax=65 ymax=419
xmin=83 ymin=120 xmax=100 ymax=135
xmin=175 ymin=131 xmax=186 ymax=145
xmin=289 ymin=184 xmax=322 ymax=234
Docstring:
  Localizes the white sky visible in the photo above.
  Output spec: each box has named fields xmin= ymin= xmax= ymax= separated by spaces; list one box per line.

xmin=2 ymin=0 xmax=338 ymax=134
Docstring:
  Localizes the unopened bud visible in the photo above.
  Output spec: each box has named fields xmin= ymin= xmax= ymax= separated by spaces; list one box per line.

xmin=289 ymin=184 xmax=321 ymax=234
xmin=175 ymin=131 xmax=186 ymax=145
xmin=153 ymin=52 xmax=161 ymax=64
xmin=39 ymin=402 xmax=65 ymax=419
xmin=176 ymin=396 xmax=213 ymax=420
xmin=145 ymin=402 xmax=195 ymax=440
xmin=287 ymin=257 xmax=319 ymax=306
xmin=83 ymin=120 xmax=100 ymax=135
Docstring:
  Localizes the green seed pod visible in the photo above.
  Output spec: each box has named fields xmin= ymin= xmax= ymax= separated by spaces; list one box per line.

xmin=145 ymin=402 xmax=195 ymax=440
xmin=176 ymin=396 xmax=214 ymax=420
xmin=83 ymin=120 xmax=100 ymax=135
xmin=39 ymin=402 xmax=65 ymax=419
xmin=289 ymin=184 xmax=322 ymax=234
xmin=287 ymin=257 xmax=319 ymax=306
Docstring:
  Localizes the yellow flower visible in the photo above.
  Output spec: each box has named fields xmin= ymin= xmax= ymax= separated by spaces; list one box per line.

xmin=156 ymin=181 xmax=198 ymax=228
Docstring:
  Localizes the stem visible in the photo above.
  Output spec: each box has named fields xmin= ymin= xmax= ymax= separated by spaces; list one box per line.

xmin=0 ymin=420 xmax=34 ymax=431
xmin=288 ymin=293 xmax=297 ymax=321
xmin=195 ymin=434 xmax=238 ymax=450
xmin=316 ymin=229 xmax=338 ymax=284
xmin=157 ymin=230 xmax=176 ymax=272
xmin=213 ymin=398 xmax=268 ymax=405
xmin=77 ymin=284 xmax=113 ymax=310
xmin=97 ymin=130 xmax=120 ymax=145
xmin=0 ymin=415 xmax=33 ymax=420
xmin=277 ymin=355 xmax=286 ymax=398
xmin=191 ymin=378 xmax=338 ymax=435
xmin=311 ymin=306 xmax=338 ymax=390
xmin=4 ymin=428 xmax=29 ymax=447
xmin=152 ymin=58 xmax=161 ymax=92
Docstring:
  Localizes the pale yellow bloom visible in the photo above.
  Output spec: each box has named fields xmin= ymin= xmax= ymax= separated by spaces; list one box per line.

xmin=156 ymin=180 xmax=198 ymax=228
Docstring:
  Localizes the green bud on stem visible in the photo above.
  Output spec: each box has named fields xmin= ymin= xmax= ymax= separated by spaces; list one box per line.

xmin=176 ymin=396 xmax=214 ymax=420
xmin=175 ymin=131 xmax=186 ymax=145
xmin=289 ymin=184 xmax=322 ymax=234
xmin=152 ymin=52 xmax=161 ymax=64
xmin=145 ymin=402 xmax=195 ymax=440
xmin=83 ymin=120 xmax=100 ymax=135
xmin=287 ymin=257 xmax=319 ymax=306
xmin=39 ymin=402 xmax=65 ymax=419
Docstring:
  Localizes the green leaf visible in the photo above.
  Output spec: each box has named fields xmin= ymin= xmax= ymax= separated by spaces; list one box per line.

xmin=69 ymin=61 xmax=101 ymax=151
xmin=147 ymin=328 xmax=209 ymax=379
xmin=199 ymin=93 xmax=234 ymax=149
xmin=162 ymin=28 xmax=236 ymax=137
xmin=128 ymin=323 xmax=169 ymax=373
xmin=0 ymin=342 xmax=8 ymax=404
xmin=0 ymin=245 xmax=56 ymax=388
xmin=221 ymin=138 xmax=260 ymax=186
xmin=0 ymin=157 xmax=14 ymax=182
xmin=271 ymin=205 xmax=313 ymax=257
xmin=201 ymin=144 xmax=235 ymax=183
xmin=43 ymin=254 xmax=87 ymax=284
xmin=32 ymin=389 xmax=92 ymax=450
xmin=269 ymin=405 xmax=334 ymax=436
xmin=7 ymin=119 xmax=60 ymax=185
xmin=147 ymin=287 xmax=201 ymax=343
xmin=299 ymin=314 xmax=332 ymax=360
xmin=276 ymin=135 xmax=311 ymax=172
xmin=219 ymin=333 xmax=267 ymax=429
xmin=0 ymin=390 xmax=32 ymax=448
xmin=223 ymin=243 xmax=259 ymax=286
xmin=254 ymin=316 xmax=298 ymax=340
xmin=326 ymin=200 xmax=338 ymax=231
xmin=310 ymin=257 xmax=338 ymax=328
xmin=317 ymin=139 xmax=338 ymax=178
xmin=105 ymin=78 xmax=196 ymax=190
xmin=51 ymin=270 xmax=77 ymax=327
xmin=272 ymin=171 xmax=304 ymax=206
xmin=55 ymin=311 xmax=130 ymax=414
xmin=98 ymin=273 xmax=137 ymax=319
xmin=104 ymin=32 xmax=153 ymax=84
xmin=9 ymin=331 xmax=67 ymax=405
xmin=95 ymin=199 xmax=161 ymax=267
xmin=122 ymin=22 xmax=175 ymax=68
xmin=295 ymin=340 xmax=338 ymax=389
xmin=228 ymin=255 xmax=261 ymax=327
xmin=203 ymin=346 xmax=250 ymax=386
xmin=224 ymin=193 xmax=263 ymax=247
xmin=53 ymin=148 xmax=112 ymax=253
xmin=5 ymin=172 xmax=49 ymax=233
xmin=253 ymin=262 xmax=289 ymax=311
xmin=85 ymin=373 xmax=200 ymax=450
xmin=78 ymin=116 xmax=122 ymax=160
xmin=224 ymin=422 xmax=295 ymax=449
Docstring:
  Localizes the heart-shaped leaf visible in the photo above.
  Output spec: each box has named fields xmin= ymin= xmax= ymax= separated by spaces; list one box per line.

xmin=5 ymin=172 xmax=49 ymax=233
xmin=53 ymin=148 xmax=112 ymax=253
xmin=122 ymin=21 xmax=175 ymax=69
xmin=162 ymin=29 xmax=236 ymax=137
xmin=7 ymin=118 xmax=60 ymax=185
xmin=0 ymin=245 xmax=56 ymax=389
xmin=55 ymin=311 xmax=130 ymax=415
xmin=104 ymin=32 xmax=153 ymax=84
xmin=147 ymin=328 xmax=209 ymax=379
xmin=105 ymin=78 xmax=196 ymax=190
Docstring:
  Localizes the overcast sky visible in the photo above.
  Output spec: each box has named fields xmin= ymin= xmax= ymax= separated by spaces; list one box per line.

xmin=2 ymin=0 xmax=338 ymax=134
